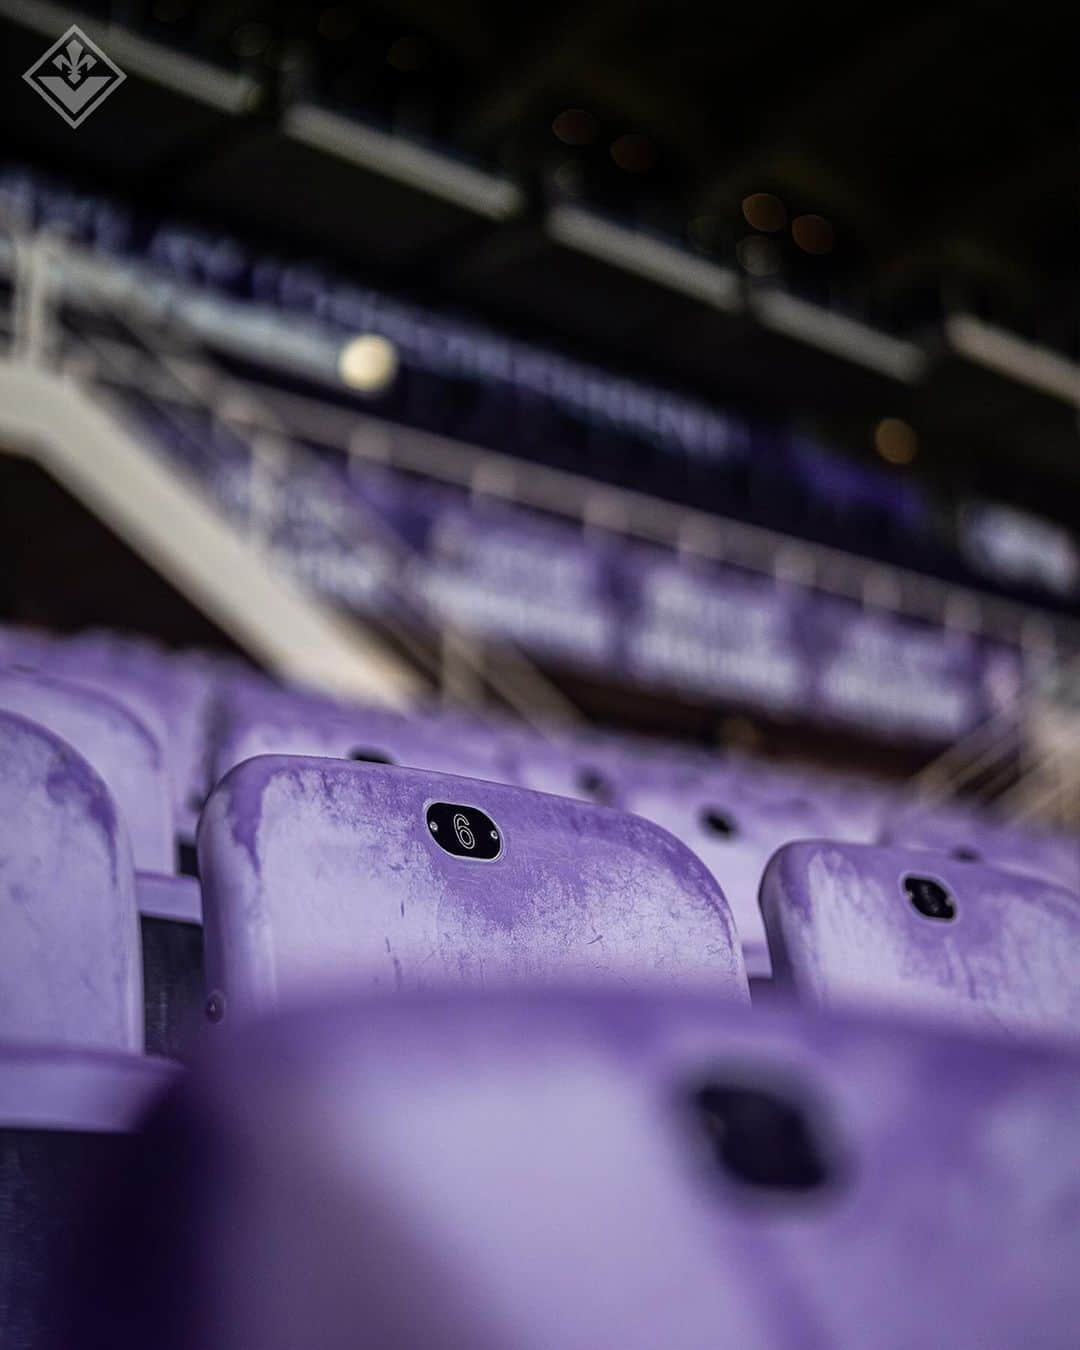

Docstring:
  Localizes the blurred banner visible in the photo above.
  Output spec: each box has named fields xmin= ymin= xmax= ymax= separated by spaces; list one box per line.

xmin=332 ymin=474 xmax=1028 ymax=742
xmin=621 ymin=550 xmax=809 ymax=715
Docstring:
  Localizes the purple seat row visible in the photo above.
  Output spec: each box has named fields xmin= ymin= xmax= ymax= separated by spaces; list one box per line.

xmin=6 ymin=690 xmax=1079 ymax=1061
xmin=2 ymin=660 xmax=1079 ymax=1347
xmin=1 ymin=625 xmax=1077 ymax=1023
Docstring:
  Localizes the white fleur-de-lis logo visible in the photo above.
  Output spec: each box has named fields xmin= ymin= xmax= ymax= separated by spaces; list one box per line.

xmin=23 ymin=24 xmax=125 ymax=128
xmin=53 ymin=37 xmax=97 ymax=86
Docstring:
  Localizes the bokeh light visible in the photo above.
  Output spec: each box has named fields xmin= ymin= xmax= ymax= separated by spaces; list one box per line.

xmin=338 ymin=335 xmax=400 ymax=393
xmin=874 ymin=417 xmax=919 ymax=464
xmin=742 ymin=192 xmax=787 ymax=233
xmin=552 ymin=108 xmax=597 ymax=146
xmin=792 ymin=214 xmax=834 ymax=254
xmin=736 ymin=235 xmax=781 ymax=277
xmin=610 ymin=133 xmax=656 ymax=173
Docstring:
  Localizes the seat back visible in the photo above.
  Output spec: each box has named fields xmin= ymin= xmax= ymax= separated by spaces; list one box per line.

xmin=0 ymin=671 xmax=174 ymax=873
xmin=881 ymin=806 xmax=1080 ymax=893
xmin=198 ymin=757 xmax=748 ymax=1021
xmin=506 ymin=730 xmax=632 ymax=805
xmin=43 ymin=635 xmax=223 ymax=844
xmin=761 ymin=840 xmax=1080 ymax=1038
xmin=0 ymin=712 xmax=142 ymax=1051
xmin=212 ymin=681 xmax=516 ymax=788
xmin=622 ymin=767 xmax=833 ymax=977
xmin=59 ymin=989 xmax=1080 ymax=1349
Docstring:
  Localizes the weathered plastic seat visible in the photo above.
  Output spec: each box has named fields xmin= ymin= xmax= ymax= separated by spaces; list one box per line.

xmin=0 ymin=670 xmax=173 ymax=874
xmin=0 ymin=677 xmax=201 ymax=1054
xmin=0 ymin=710 xmax=142 ymax=1052
xmin=32 ymin=631 xmax=222 ymax=849
xmin=762 ymin=840 xmax=1080 ymax=1039
xmin=58 ymin=988 xmax=1080 ymax=1349
xmin=212 ymin=680 xmax=516 ymax=789
xmin=197 ymin=757 xmax=748 ymax=1023
xmin=504 ymin=728 xmax=632 ymax=804
xmin=881 ymin=805 xmax=1080 ymax=893
xmin=621 ymin=766 xmax=833 ymax=978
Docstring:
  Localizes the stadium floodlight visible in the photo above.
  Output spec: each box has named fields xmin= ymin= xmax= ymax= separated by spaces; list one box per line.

xmin=338 ymin=334 xmax=399 ymax=394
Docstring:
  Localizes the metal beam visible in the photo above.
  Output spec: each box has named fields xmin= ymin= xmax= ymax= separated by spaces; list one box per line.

xmin=0 ymin=359 xmax=425 ymax=707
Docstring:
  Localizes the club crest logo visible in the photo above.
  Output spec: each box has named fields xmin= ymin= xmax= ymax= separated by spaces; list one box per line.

xmin=23 ymin=24 xmax=126 ymax=128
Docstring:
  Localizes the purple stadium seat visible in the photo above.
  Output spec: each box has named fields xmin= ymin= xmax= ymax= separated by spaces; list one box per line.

xmin=0 ymin=711 xmax=143 ymax=1052
xmin=881 ymin=804 xmax=1080 ymax=894
xmin=808 ymin=780 xmax=905 ymax=843
xmin=0 ymin=677 xmax=200 ymax=1057
xmin=87 ymin=655 xmax=216 ymax=847
xmin=505 ymin=727 xmax=634 ymax=804
xmin=749 ymin=760 xmax=908 ymax=844
xmin=621 ymin=765 xmax=834 ymax=978
xmin=211 ymin=679 xmax=518 ymax=788
xmin=197 ymin=757 xmax=748 ymax=1022
xmin=0 ymin=670 xmax=174 ymax=874
xmin=59 ymin=989 xmax=1080 ymax=1348
xmin=33 ymin=632 xmax=223 ymax=849
xmin=761 ymin=840 xmax=1080 ymax=1038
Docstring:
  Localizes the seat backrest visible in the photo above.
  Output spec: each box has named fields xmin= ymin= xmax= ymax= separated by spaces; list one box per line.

xmin=761 ymin=840 xmax=1080 ymax=1039
xmin=212 ymin=681 xmax=516 ymax=790
xmin=61 ymin=989 xmax=1080 ymax=1349
xmin=197 ymin=757 xmax=748 ymax=1022
xmin=0 ymin=711 xmax=142 ymax=1051
xmin=505 ymin=729 xmax=632 ymax=805
xmin=32 ymin=631 xmax=217 ymax=844
xmin=0 ymin=671 xmax=174 ymax=873
xmin=622 ymin=766 xmax=834 ymax=977
xmin=881 ymin=806 xmax=1080 ymax=894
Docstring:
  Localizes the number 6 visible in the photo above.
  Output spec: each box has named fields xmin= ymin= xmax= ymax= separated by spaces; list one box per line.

xmin=453 ymin=812 xmax=475 ymax=850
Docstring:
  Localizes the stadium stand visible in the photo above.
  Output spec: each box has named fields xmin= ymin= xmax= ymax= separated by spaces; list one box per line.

xmin=1 ymin=4 xmax=1078 ymax=1339
xmin=2 ymin=163 xmax=1077 ymax=623
xmin=1 ymin=568 xmax=1078 ymax=1340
